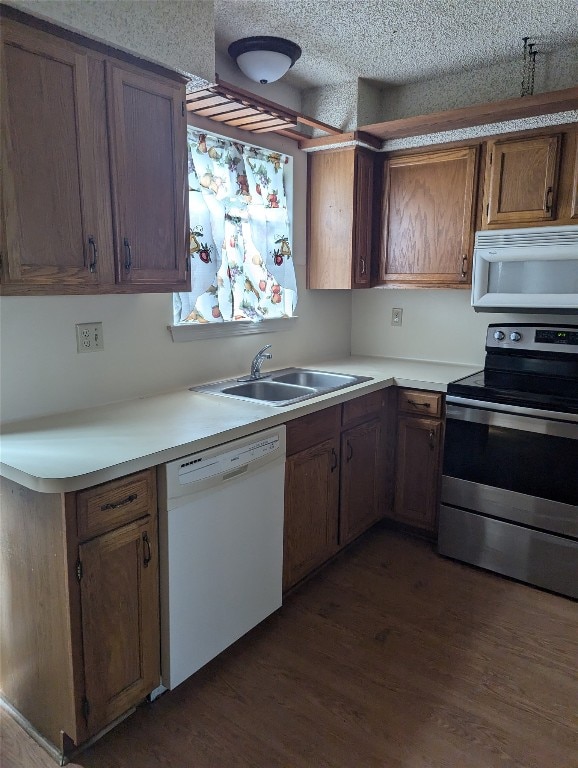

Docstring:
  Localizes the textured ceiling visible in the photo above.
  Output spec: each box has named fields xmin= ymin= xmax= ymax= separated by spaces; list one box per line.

xmin=214 ymin=0 xmax=578 ymax=90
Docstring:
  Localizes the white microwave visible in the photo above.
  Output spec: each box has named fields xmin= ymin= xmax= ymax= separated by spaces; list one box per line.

xmin=472 ymin=225 xmax=578 ymax=313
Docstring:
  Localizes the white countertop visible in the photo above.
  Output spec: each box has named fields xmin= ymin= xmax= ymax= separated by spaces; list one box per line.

xmin=0 ymin=356 xmax=480 ymax=493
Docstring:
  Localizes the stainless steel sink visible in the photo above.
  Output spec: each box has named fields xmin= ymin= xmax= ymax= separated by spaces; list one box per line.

xmin=271 ymin=370 xmax=362 ymax=389
xmin=192 ymin=367 xmax=373 ymax=406
xmin=221 ymin=380 xmax=316 ymax=402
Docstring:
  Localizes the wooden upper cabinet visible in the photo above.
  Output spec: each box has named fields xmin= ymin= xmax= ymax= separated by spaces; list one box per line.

xmin=307 ymin=146 xmax=375 ymax=289
xmin=0 ymin=23 xmax=103 ymax=290
xmin=483 ymin=134 xmax=561 ymax=225
xmin=378 ymin=146 xmax=479 ymax=287
xmin=571 ymin=137 xmax=578 ymax=219
xmin=0 ymin=13 xmax=189 ymax=295
xmin=107 ymin=63 xmax=188 ymax=289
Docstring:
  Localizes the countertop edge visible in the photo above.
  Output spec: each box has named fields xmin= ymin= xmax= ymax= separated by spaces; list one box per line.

xmin=0 ymin=357 xmax=481 ymax=493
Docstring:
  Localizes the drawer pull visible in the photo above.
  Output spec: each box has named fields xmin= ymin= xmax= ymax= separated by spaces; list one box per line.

xmin=407 ymin=399 xmax=431 ymax=409
xmin=142 ymin=531 xmax=152 ymax=568
xmin=101 ymin=493 xmax=137 ymax=511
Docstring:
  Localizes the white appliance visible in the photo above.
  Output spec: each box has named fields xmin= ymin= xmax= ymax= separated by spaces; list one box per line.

xmin=158 ymin=426 xmax=286 ymax=690
xmin=471 ymin=225 xmax=578 ymax=313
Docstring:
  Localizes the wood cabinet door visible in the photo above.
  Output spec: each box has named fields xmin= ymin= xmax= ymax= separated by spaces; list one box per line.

xmin=79 ymin=517 xmax=159 ymax=736
xmin=352 ymin=148 xmax=374 ymax=287
xmin=283 ymin=438 xmax=339 ymax=590
xmin=393 ymin=415 xmax=442 ymax=533
xmin=571 ymin=138 xmax=578 ymax=220
xmin=106 ymin=62 xmax=189 ymax=290
xmin=0 ymin=22 xmax=101 ymax=291
xmin=339 ymin=418 xmax=385 ymax=546
xmin=308 ymin=148 xmax=355 ymax=289
xmin=484 ymin=134 xmax=561 ymax=225
xmin=379 ymin=146 xmax=478 ymax=286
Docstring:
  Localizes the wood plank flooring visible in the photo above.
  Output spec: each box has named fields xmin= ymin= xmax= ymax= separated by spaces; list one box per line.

xmin=2 ymin=526 xmax=577 ymax=768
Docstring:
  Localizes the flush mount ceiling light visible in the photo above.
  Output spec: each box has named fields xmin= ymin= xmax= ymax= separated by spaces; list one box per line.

xmin=228 ymin=36 xmax=302 ymax=84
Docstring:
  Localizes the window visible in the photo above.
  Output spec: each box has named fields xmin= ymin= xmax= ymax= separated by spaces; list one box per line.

xmin=173 ymin=128 xmax=297 ymax=330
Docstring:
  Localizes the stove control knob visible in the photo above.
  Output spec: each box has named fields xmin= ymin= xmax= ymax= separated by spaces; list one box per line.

xmin=493 ymin=330 xmax=505 ymax=341
xmin=510 ymin=331 xmax=522 ymax=342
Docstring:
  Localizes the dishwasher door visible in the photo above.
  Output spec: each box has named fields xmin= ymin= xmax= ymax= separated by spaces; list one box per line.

xmin=158 ymin=426 xmax=286 ymax=690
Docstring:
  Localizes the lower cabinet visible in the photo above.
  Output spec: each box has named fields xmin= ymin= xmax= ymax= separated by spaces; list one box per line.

xmin=283 ymin=390 xmax=390 ymax=591
xmin=0 ymin=468 xmax=159 ymax=760
xmin=283 ymin=436 xmax=340 ymax=589
xmin=391 ymin=389 xmax=445 ymax=534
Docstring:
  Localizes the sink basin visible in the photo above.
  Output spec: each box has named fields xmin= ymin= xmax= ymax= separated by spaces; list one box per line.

xmin=192 ymin=367 xmax=373 ymax=406
xmin=271 ymin=370 xmax=362 ymax=389
xmin=221 ymin=380 xmax=316 ymax=403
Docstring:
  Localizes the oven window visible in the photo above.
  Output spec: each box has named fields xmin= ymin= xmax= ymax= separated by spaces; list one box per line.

xmin=443 ymin=418 xmax=578 ymax=506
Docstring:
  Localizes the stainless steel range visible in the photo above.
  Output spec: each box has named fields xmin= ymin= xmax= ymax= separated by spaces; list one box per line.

xmin=438 ymin=323 xmax=578 ymax=599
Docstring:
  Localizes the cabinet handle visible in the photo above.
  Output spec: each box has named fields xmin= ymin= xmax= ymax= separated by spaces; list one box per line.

xmin=460 ymin=254 xmax=468 ymax=279
xmin=407 ymin=399 xmax=430 ymax=409
xmin=100 ymin=493 xmax=137 ymax=511
xmin=429 ymin=429 xmax=435 ymax=450
xmin=124 ymin=238 xmax=132 ymax=271
xmin=359 ymin=258 xmax=366 ymax=276
xmin=142 ymin=532 xmax=152 ymax=568
xmin=346 ymin=441 xmax=353 ymax=462
xmin=330 ymin=447 xmax=338 ymax=472
xmin=88 ymin=236 xmax=98 ymax=273
xmin=544 ymin=186 xmax=553 ymax=213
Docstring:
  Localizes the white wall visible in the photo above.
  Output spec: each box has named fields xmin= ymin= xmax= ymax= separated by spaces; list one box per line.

xmin=351 ymin=289 xmax=573 ymax=367
xmin=0 ymin=265 xmax=352 ymax=424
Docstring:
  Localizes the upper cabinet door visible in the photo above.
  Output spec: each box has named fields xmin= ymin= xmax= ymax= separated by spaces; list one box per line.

xmin=379 ymin=146 xmax=479 ymax=287
xmin=0 ymin=23 xmax=101 ymax=290
xmin=483 ymin=134 xmax=561 ymax=225
xmin=106 ymin=63 xmax=188 ymax=289
xmin=307 ymin=147 xmax=375 ymax=289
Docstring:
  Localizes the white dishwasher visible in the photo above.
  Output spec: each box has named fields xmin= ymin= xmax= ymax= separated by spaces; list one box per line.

xmin=158 ymin=426 xmax=286 ymax=690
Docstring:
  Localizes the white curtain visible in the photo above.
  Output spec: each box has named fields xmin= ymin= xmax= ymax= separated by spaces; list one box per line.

xmin=173 ymin=128 xmax=297 ymax=324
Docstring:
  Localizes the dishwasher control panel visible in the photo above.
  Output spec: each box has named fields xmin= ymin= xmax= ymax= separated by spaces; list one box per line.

xmin=177 ymin=432 xmax=282 ymax=485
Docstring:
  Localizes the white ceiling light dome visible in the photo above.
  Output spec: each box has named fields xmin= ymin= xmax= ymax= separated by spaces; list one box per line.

xmin=228 ymin=36 xmax=302 ymax=84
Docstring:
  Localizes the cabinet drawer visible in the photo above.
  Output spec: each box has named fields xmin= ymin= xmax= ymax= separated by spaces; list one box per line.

xmin=342 ymin=389 xmax=385 ymax=427
xmin=397 ymin=388 xmax=443 ymax=418
xmin=286 ymin=405 xmax=341 ymax=456
xmin=76 ymin=469 xmax=155 ymax=541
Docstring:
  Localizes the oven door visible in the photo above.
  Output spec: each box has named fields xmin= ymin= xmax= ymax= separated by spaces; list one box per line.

xmin=439 ymin=397 xmax=578 ymax=598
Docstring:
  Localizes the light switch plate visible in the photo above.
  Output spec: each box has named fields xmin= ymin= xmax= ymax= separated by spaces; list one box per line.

xmin=76 ymin=322 xmax=103 ymax=353
xmin=391 ymin=308 xmax=403 ymax=326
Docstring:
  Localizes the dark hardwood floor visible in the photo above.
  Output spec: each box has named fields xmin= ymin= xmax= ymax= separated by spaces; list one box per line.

xmin=2 ymin=526 xmax=577 ymax=768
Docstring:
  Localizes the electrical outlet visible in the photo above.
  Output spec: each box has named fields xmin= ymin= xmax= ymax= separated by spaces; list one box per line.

xmin=391 ymin=308 xmax=403 ymax=327
xmin=76 ymin=322 xmax=104 ymax=353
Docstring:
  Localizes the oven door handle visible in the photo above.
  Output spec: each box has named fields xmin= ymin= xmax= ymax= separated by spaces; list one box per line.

xmin=446 ymin=401 xmax=578 ymax=440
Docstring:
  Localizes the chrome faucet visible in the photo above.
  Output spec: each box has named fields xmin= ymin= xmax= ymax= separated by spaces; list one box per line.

xmin=249 ymin=344 xmax=273 ymax=380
